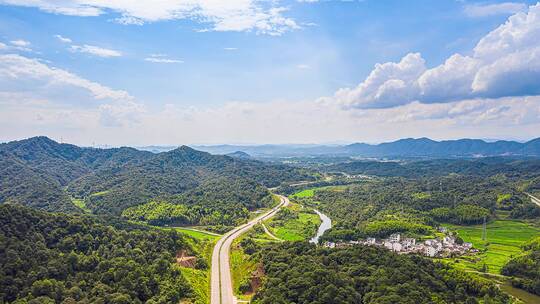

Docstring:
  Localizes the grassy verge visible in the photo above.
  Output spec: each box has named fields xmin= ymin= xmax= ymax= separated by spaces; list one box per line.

xmin=174 ymin=227 xmax=220 ymax=241
xmin=444 ymin=220 xmax=540 ymax=274
xmin=180 ymin=234 xmax=216 ymax=304
xmin=230 ymin=237 xmax=259 ymax=302
xmin=155 ymin=225 xmax=217 ymax=304
xmin=180 ymin=266 xmax=210 ymax=304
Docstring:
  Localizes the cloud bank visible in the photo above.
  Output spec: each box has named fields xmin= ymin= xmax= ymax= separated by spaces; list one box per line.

xmin=1 ymin=3 xmax=540 ymax=145
xmin=0 ymin=0 xmax=299 ymax=35
xmin=332 ymin=3 xmax=540 ymax=109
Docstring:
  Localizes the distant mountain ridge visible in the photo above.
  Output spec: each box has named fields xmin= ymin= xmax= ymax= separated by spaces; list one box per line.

xmin=195 ymin=137 xmax=540 ymax=158
xmin=344 ymin=137 xmax=540 ymax=157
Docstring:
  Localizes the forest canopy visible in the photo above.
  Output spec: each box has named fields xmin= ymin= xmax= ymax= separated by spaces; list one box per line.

xmin=253 ymin=242 xmax=510 ymax=304
xmin=0 ymin=204 xmax=194 ymax=304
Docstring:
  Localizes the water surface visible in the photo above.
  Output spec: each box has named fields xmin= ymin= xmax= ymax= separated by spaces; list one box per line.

xmin=310 ymin=210 xmax=331 ymax=244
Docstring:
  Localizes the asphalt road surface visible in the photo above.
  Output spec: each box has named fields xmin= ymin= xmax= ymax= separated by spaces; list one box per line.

xmin=526 ymin=192 xmax=540 ymax=207
xmin=210 ymin=195 xmax=289 ymax=304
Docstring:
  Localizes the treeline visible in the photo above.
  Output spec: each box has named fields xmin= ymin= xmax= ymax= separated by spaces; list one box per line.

xmin=323 ymin=157 xmax=540 ymax=179
xmin=502 ymin=236 xmax=540 ymax=295
xmin=253 ymin=242 xmax=510 ymax=303
xmin=429 ymin=205 xmax=490 ymax=225
xmin=0 ymin=204 xmax=196 ymax=304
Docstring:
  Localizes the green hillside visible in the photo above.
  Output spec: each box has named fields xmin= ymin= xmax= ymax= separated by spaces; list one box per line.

xmin=0 ymin=204 xmax=199 ymax=303
xmin=0 ymin=137 xmax=313 ymax=220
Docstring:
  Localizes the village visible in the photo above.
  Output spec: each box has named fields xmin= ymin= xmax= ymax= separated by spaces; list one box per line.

xmin=323 ymin=230 xmax=476 ymax=258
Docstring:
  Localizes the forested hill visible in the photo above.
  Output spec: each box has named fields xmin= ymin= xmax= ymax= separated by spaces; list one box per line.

xmin=0 ymin=136 xmax=313 ymax=215
xmin=254 ymin=242 xmax=510 ymax=303
xmin=0 ymin=204 xmax=194 ymax=303
xmin=323 ymin=157 xmax=540 ymax=179
xmin=68 ymin=145 xmax=312 ymax=215
xmin=0 ymin=136 xmax=152 ymax=185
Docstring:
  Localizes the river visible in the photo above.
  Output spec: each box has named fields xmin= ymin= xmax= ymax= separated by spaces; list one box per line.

xmin=310 ymin=210 xmax=332 ymax=244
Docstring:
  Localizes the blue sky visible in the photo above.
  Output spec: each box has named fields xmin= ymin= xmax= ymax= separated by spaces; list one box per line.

xmin=1 ymin=1 xmax=540 ymax=145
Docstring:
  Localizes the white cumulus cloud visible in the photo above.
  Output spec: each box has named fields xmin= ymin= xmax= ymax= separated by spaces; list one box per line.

xmin=0 ymin=53 xmax=143 ymax=129
xmin=333 ymin=53 xmax=426 ymax=108
xmin=333 ymin=3 xmax=540 ymax=109
xmin=0 ymin=53 xmax=130 ymax=100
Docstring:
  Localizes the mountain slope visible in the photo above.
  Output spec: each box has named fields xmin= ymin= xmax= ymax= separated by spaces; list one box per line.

xmin=0 ymin=204 xmax=194 ymax=303
xmin=68 ymin=146 xmax=312 ymax=215
xmin=0 ymin=136 xmax=152 ymax=185
xmin=0 ymin=151 xmax=77 ymax=213
xmin=0 ymin=137 xmax=312 ymax=215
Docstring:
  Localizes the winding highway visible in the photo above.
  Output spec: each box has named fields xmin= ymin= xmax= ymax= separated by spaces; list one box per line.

xmin=210 ymin=195 xmax=290 ymax=304
xmin=526 ymin=192 xmax=540 ymax=207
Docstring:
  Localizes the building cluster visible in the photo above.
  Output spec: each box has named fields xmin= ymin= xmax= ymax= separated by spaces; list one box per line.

xmin=324 ymin=233 xmax=475 ymax=257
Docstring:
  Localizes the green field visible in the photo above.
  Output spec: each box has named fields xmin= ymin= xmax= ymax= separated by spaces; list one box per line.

xmin=291 ymin=185 xmax=348 ymax=198
xmin=446 ymin=220 xmax=540 ymax=274
xmin=263 ymin=202 xmax=321 ymax=241
xmin=291 ymin=188 xmax=316 ymax=198
xmin=271 ymin=212 xmax=320 ymax=241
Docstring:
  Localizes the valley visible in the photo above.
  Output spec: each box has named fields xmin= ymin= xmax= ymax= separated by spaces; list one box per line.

xmin=2 ymin=137 xmax=540 ymax=304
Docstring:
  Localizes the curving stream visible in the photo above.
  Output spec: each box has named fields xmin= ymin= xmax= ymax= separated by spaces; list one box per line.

xmin=309 ymin=210 xmax=332 ymax=244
